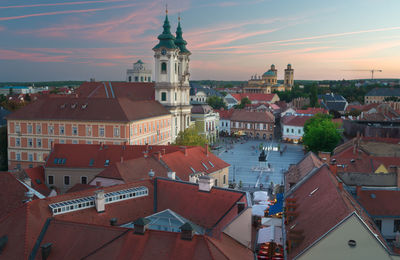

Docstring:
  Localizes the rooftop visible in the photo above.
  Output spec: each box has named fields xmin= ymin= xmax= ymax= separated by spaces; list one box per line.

xmin=230 ymin=109 xmax=274 ymax=123
xmin=366 ymin=88 xmax=400 ymax=97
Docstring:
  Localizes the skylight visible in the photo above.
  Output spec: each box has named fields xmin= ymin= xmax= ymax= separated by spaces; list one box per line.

xmin=208 ymin=161 xmax=214 ymax=167
xmin=190 ymin=167 xmax=196 ymax=173
xmin=104 ymin=159 xmax=110 ymax=166
xmin=309 ymin=188 xmax=319 ymax=196
xmin=89 ymin=159 xmax=94 ymax=166
xmin=202 ymin=162 xmax=208 ymax=170
xmin=49 ymin=186 xmax=149 ymax=216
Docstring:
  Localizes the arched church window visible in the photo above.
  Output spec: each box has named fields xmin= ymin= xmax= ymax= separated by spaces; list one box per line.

xmin=161 ymin=62 xmax=167 ymax=74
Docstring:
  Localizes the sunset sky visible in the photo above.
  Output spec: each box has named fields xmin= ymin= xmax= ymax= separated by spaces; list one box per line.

xmin=1 ymin=0 xmax=400 ymax=81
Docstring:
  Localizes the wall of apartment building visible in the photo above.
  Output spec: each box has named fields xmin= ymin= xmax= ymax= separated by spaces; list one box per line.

xmin=45 ymin=167 xmax=103 ymax=194
xmin=7 ymin=115 xmax=172 ymax=170
xmin=209 ymin=167 xmax=229 ymax=188
xmin=230 ymin=121 xmax=274 ymax=139
xmin=365 ymin=96 xmax=386 ymax=104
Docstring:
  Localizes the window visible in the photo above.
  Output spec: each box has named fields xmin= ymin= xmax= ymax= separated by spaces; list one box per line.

xmin=99 ymin=127 xmax=105 ymax=137
xmin=105 ymin=159 xmax=110 ymax=166
xmin=59 ymin=139 xmax=65 ymax=144
xmin=16 ymin=153 xmax=21 ymax=161
xmin=64 ymin=176 xmax=70 ymax=186
xmin=174 ymin=92 xmax=177 ymax=101
xmin=49 ymin=125 xmax=54 ymax=134
xmin=28 ymin=138 xmax=33 ymax=147
xmin=86 ymin=140 xmax=92 ymax=144
xmin=175 ymin=63 xmax=177 ymax=74
xmin=46 ymin=175 xmax=54 ymax=185
xmin=28 ymin=154 xmax=33 ymax=162
xmin=37 ymin=139 xmax=42 ymax=148
xmin=72 ymin=126 xmax=78 ymax=135
xmin=27 ymin=124 xmax=33 ymax=134
xmin=291 ymin=128 xmax=294 ymax=133
xmin=141 ymin=76 xmax=144 ymax=82
xmin=36 ymin=124 xmax=41 ymax=134
xmin=215 ymin=179 xmax=218 ymax=186
xmin=134 ymin=126 xmax=138 ymax=135
xmin=161 ymin=92 xmax=167 ymax=101
xmin=16 ymin=138 xmax=20 ymax=147
xmin=375 ymin=219 xmax=382 ymax=231
xmin=394 ymin=219 xmax=400 ymax=232
xmin=81 ymin=176 xmax=88 ymax=184
xmin=223 ymin=175 xmax=226 ymax=184
xmin=15 ymin=124 xmax=20 ymax=133
xmin=59 ymin=125 xmax=65 ymax=135
xmin=298 ymin=129 xmax=301 ymax=134
xmin=114 ymin=127 xmax=120 ymax=137
xmin=72 ymin=140 xmax=78 ymax=144
xmin=86 ymin=126 xmax=92 ymax=136
xmin=161 ymin=62 xmax=167 ymax=74
xmin=286 ymin=128 xmax=289 ymax=133
xmin=148 ymin=77 xmax=151 ymax=81
xmin=128 ymin=76 xmax=132 ymax=82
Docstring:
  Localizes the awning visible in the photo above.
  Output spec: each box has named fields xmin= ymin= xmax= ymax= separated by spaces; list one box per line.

xmin=257 ymin=226 xmax=283 ymax=244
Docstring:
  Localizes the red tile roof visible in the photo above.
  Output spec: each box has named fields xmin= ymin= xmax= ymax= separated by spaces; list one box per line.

xmin=76 ymin=81 xmax=155 ymax=101
xmin=66 ymin=183 xmax=97 ymax=193
xmin=24 ymin=166 xmax=51 ymax=196
xmin=358 ymin=189 xmax=400 ymax=217
xmin=156 ymin=179 xmax=244 ymax=229
xmin=281 ymin=116 xmax=310 ymax=127
xmin=231 ymin=93 xmax=277 ymax=103
xmin=296 ymin=107 xmax=328 ymax=115
xmin=0 ymin=172 xmax=28 ymax=218
xmin=230 ymin=110 xmax=274 ymax=123
xmin=215 ymin=109 xmax=234 ymax=120
xmin=161 ymin=147 xmax=230 ymax=180
xmin=46 ymin=144 xmax=182 ymax=168
xmin=286 ymin=165 xmax=388 ymax=259
xmin=7 ymin=97 xmax=170 ymax=122
xmin=0 ymin=177 xmax=249 ymax=258
xmin=96 ymin=156 xmax=169 ymax=181
xmin=284 ymin=152 xmax=323 ymax=192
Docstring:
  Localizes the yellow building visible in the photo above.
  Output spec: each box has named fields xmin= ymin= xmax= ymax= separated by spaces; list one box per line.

xmin=244 ymin=64 xmax=293 ymax=94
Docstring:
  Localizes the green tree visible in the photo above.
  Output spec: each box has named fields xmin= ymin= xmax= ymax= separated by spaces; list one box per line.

xmin=0 ymin=126 xmax=7 ymax=171
xmin=207 ymin=96 xmax=227 ymax=110
xmin=310 ymin=85 xmax=318 ymax=107
xmin=24 ymin=94 xmax=31 ymax=102
xmin=174 ymin=126 xmax=208 ymax=147
xmin=234 ymin=97 xmax=251 ymax=109
xmin=303 ymin=114 xmax=341 ymax=153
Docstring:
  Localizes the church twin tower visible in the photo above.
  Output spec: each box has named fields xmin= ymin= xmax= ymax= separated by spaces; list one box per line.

xmin=153 ymin=11 xmax=192 ymax=140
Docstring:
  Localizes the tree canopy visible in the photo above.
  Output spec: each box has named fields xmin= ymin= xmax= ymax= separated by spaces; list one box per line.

xmin=234 ymin=97 xmax=251 ymax=109
xmin=174 ymin=126 xmax=208 ymax=147
xmin=207 ymin=96 xmax=227 ymax=110
xmin=303 ymin=114 xmax=341 ymax=153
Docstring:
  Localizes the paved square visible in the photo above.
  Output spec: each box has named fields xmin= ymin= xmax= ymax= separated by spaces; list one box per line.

xmin=215 ymin=139 xmax=304 ymax=190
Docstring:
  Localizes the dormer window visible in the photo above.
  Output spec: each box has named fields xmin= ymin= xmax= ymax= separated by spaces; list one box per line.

xmin=105 ymin=159 xmax=110 ymax=166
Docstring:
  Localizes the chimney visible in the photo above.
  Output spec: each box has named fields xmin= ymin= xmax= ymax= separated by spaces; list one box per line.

xmin=167 ymin=171 xmax=176 ymax=180
xmin=120 ymin=156 xmax=124 ymax=163
xmin=198 ymin=175 xmax=213 ymax=192
xmin=100 ymin=142 xmax=103 ymax=150
xmin=94 ymin=190 xmax=105 ymax=213
xmin=180 ymin=222 xmax=194 ymax=241
xmin=157 ymin=151 xmax=162 ymax=161
xmin=237 ymin=202 xmax=245 ymax=214
xmin=329 ymin=162 xmax=338 ymax=176
xmin=40 ymin=242 xmax=52 ymax=260
xmin=148 ymin=169 xmax=155 ymax=179
xmin=162 ymin=148 xmax=166 ymax=155
xmin=24 ymin=191 xmax=34 ymax=202
xmin=110 ymin=218 xmax=118 ymax=226
xmin=338 ymin=181 xmax=343 ymax=191
xmin=23 ymin=177 xmax=32 ymax=187
xmin=133 ymin=218 xmax=150 ymax=235
xmin=356 ymin=185 xmax=362 ymax=198
xmin=318 ymin=151 xmax=330 ymax=162
xmin=205 ymin=144 xmax=209 ymax=156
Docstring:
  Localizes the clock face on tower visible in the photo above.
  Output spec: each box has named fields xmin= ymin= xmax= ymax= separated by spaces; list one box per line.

xmin=161 ymin=49 xmax=167 ymax=55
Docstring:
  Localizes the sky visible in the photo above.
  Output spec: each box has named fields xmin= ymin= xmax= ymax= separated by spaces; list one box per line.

xmin=0 ymin=0 xmax=400 ymax=81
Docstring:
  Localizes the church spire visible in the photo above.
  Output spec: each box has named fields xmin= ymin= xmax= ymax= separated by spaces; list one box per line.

xmin=174 ymin=16 xmax=191 ymax=54
xmin=153 ymin=9 xmax=178 ymax=50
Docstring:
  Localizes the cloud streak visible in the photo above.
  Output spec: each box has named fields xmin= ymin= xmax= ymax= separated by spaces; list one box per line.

xmin=0 ymin=0 xmax=127 ymax=9
xmin=0 ymin=3 xmax=139 ymax=21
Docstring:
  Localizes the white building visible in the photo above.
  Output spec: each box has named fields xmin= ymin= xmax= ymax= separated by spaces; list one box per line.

xmin=216 ymin=109 xmax=233 ymax=135
xmin=281 ymin=116 xmax=310 ymax=143
xmin=126 ymin=60 xmax=152 ymax=82
xmin=191 ymin=104 xmax=219 ymax=144
xmin=153 ymin=14 xmax=192 ymax=140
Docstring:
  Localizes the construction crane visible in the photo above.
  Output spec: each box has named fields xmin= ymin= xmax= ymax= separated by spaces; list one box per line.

xmin=342 ymin=69 xmax=383 ymax=80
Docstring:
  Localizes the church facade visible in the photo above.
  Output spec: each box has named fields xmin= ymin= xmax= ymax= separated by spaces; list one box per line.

xmin=153 ymin=12 xmax=192 ymax=140
xmin=244 ymin=64 xmax=294 ymax=93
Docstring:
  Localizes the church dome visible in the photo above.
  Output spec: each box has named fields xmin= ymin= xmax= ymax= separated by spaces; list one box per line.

xmin=262 ymin=70 xmax=276 ymax=77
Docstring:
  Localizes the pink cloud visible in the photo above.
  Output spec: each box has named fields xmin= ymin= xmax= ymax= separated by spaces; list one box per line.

xmin=0 ymin=0 xmax=127 ymax=9
xmin=0 ymin=3 xmax=139 ymax=21
xmin=0 ymin=49 xmax=68 ymax=62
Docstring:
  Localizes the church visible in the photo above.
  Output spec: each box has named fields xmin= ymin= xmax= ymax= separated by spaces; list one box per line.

xmin=244 ymin=64 xmax=294 ymax=93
